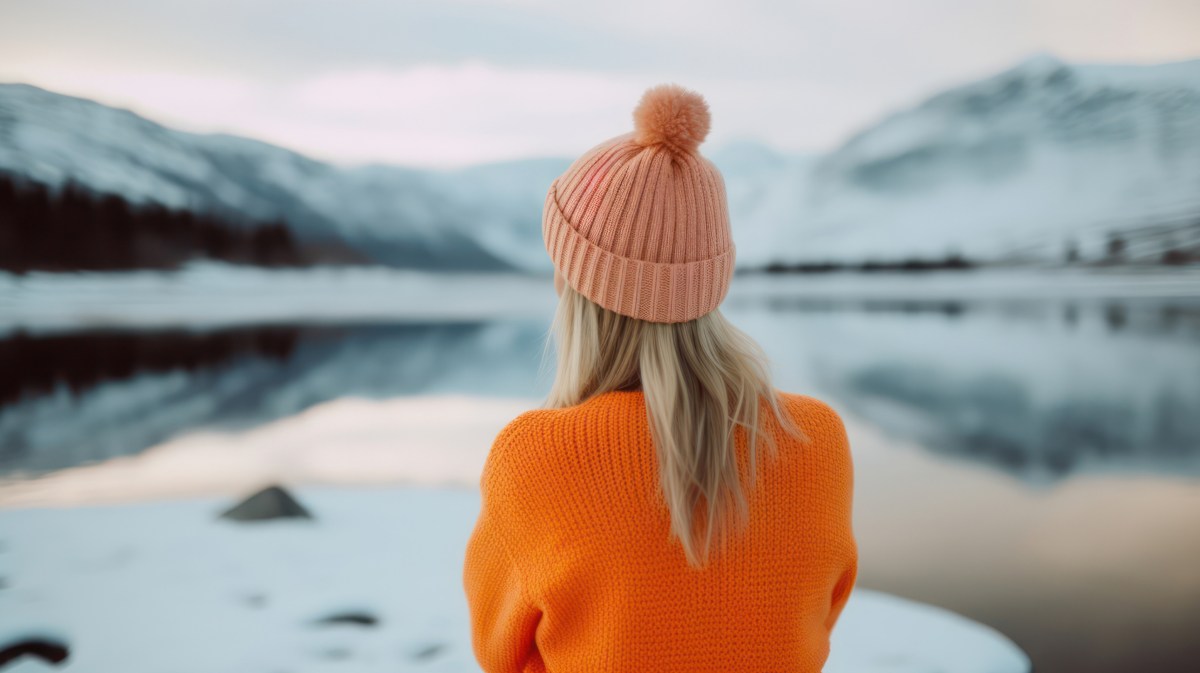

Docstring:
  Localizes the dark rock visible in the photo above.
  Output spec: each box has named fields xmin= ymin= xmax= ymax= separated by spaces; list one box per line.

xmin=410 ymin=643 xmax=445 ymax=661
xmin=312 ymin=611 xmax=378 ymax=628
xmin=219 ymin=485 xmax=312 ymax=522
xmin=0 ymin=637 xmax=69 ymax=667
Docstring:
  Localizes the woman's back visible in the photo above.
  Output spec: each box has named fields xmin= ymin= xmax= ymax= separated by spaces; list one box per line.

xmin=464 ymin=83 xmax=857 ymax=672
xmin=463 ymin=389 xmax=857 ymax=672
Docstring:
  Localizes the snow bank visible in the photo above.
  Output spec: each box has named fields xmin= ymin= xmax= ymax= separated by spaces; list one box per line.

xmin=0 ymin=264 xmax=560 ymax=334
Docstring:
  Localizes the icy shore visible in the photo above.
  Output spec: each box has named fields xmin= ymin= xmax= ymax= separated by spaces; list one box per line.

xmin=3 ymin=262 xmax=1198 ymax=334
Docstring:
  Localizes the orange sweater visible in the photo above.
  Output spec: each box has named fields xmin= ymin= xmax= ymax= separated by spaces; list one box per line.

xmin=463 ymin=389 xmax=857 ymax=672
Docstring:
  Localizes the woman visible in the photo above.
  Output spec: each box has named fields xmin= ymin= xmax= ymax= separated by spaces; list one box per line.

xmin=463 ymin=83 xmax=857 ymax=672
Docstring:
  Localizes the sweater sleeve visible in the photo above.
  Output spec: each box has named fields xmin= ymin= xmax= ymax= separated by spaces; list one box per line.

xmin=463 ymin=418 xmax=544 ymax=673
xmin=822 ymin=403 xmax=858 ymax=633
xmin=825 ymin=543 xmax=858 ymax=632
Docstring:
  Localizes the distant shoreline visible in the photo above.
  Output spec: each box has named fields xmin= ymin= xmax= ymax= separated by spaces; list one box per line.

xmin=3 ymin=262 xmax=1199 ymax=336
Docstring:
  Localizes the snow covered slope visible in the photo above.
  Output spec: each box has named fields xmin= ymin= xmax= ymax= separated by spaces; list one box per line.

xmin=706 ymin=140 xmax=818 ymax=267
xmin=797 ymin=54 xmax=1200 ymax=263
xmin=0 ymin=83 xmax=561 ymax=270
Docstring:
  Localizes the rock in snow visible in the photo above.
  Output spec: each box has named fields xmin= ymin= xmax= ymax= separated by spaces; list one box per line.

xmin=312 ymin=611 xmax=380 ymax=628
xmin=0 ymin=635 xmax=69 ymax=668
xmin=218 ymin=484 xmax=312 ymax=522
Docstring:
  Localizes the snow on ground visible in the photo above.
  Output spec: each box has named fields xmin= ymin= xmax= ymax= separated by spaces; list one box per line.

xmin=0 ymin=395 xmax=1031 ymax=671
xmin=3 ymin=262 xmax=1199 ymax=334
xmin=0 ymin=488 xmax=1029 ymax=673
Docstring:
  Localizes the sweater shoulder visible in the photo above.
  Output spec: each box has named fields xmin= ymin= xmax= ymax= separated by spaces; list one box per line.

xmin=483 ymin=407 xmax=560 ymax=476
xmin=490 ymin=394 xmax=636 ymax=450
xmin=778 ymin=392 xmax=847 ymax=434
xmin=481 ymin=396 xmax=638 ymax=490
xmin=493 ymin=407 xmax=559 ymax=447
xmin=775 ymin=391 xmax=853 ymax=467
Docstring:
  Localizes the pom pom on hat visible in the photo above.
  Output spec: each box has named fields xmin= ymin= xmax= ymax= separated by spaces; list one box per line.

xmin=541 ymin=81 xmax=733 ymax=322
xmin=632 ymin=83 xmax=711 ymax=154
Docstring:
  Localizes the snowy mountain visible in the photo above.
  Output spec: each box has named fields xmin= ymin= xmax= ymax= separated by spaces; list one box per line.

xmin=792 ymin=54 xmax=1200 ymax=263
xmin=0 ymin=81 xmax=808 ymax=271
xmin=706 ymin=140 xmax=818 ymax=267
xmin=0 ymin=83 xmax=568 ymax=270
xmin=2 ymin=54 xmax=1199 ymax=269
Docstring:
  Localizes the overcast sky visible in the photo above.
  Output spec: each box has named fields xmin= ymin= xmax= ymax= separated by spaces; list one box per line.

xmin=2 ymin=0 xmax=1197 ymax=168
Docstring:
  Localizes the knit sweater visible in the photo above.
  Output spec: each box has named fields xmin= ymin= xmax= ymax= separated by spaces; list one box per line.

xmin=462 ymin=389 xmax=857 ymax=673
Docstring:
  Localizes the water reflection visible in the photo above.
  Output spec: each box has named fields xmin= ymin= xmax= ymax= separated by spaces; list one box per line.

xmin=846 ymin=364 xmax=1199 ymax=476
xmin=0 ymin=323 xmax=549 ymax=475
xmin=1 ymin=326 xmax=301 ymax=407
xmin=847 ymin=414 xmax=1200 ymax=673
xmin=731 ymin=296 xmax=1200 ymax=482
xmin=2 ymin=297 xmax=1199 ymax=481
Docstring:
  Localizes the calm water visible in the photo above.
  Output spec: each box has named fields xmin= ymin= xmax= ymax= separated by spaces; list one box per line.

xmin=3 ymin=287 xmax=1200 ymax=672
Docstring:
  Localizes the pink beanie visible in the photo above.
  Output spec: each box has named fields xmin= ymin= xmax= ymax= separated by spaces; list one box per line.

xmin=542 ymin=83 xmax=735 ymax=324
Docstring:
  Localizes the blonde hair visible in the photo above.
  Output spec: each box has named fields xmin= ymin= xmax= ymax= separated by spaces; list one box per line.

xmin=544 ymin=283 xmax=806 ymax=568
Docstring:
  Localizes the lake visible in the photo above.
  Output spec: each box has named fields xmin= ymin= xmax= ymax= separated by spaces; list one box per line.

xmin=2 ymin=266 xmax=1199 ymax=672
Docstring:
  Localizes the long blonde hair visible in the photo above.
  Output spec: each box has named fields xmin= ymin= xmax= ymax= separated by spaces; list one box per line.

xmin=544 ymin=282 xmax=807 ymax=568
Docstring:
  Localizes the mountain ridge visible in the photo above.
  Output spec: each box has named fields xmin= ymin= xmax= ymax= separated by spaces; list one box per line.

xmin=2 ymin=54 xmax=1199 ymax=270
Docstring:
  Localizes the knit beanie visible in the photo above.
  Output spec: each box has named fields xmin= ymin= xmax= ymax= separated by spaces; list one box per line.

xmin=542 ymin=83 xmax=735 ymax=324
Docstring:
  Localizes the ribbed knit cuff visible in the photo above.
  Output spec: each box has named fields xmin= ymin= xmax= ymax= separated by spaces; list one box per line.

xmin=542 ymin=178 xmax=736 ymax=324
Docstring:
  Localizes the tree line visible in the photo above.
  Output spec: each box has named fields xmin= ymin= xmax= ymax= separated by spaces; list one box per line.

xmin=0 ymin=174 xmax=352 ymax=273
xmin=758 ymin=253 xmax=975 ymax=274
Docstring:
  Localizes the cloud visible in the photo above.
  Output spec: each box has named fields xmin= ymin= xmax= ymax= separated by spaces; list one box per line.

xmin=2 ymin=57 xmax=887 ymax=166
xmin=2 ymin=0 xmax=1196 ymax=166
xmin=283 ymin=61 xmax=644 ymax=165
